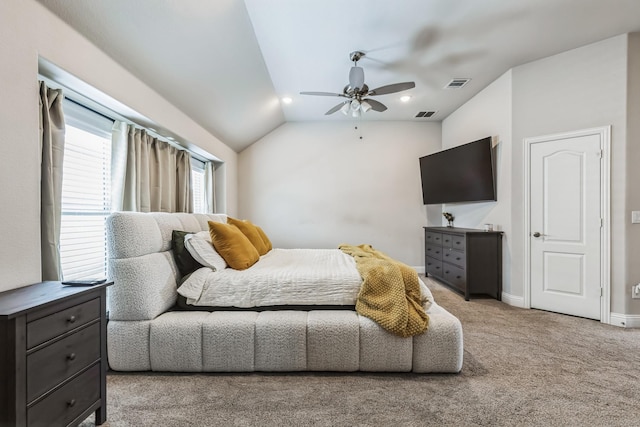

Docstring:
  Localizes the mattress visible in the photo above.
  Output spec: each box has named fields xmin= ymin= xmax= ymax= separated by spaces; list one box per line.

xmin=177 ymin=248 xmax=361 ymax=307
xmin=177 ymin=248 xmax=430 ymax=309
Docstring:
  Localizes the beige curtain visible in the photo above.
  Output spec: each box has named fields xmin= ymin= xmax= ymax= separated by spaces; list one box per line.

xmin=39 ymin=81 xmax=66 ymax=281
xmin=121 ymin=126 xmax=193 ymax=213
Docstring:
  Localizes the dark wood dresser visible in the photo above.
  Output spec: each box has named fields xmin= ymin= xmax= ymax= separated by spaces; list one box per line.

xmin=0 ymin=281 xmax=110 ymax=427
xmin=424 ymin=226 xmax=502 ymax=301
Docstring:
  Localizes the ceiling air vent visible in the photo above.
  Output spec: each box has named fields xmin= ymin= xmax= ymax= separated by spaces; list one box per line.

xmin=445 ymin=78 xmax=470 ymax=89
xmin=415 ymin=111 xmax=437 ymax=118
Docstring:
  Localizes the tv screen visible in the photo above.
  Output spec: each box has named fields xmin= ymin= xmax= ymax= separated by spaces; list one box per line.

xmin=419 ymin=137 xmax=496 ymax=205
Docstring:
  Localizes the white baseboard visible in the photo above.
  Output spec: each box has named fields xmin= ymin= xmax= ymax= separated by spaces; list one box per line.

xmin=413 ymin=266 xmax=425 ymax=275
xmin=501 ymin=292 xmax=525 ymax=308
xmin=609 ymin=313 xmax=640 ymax=328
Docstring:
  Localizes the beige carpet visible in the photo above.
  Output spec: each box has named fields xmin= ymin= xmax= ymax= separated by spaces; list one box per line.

xmin=81 ymin=278 xmax=640 ymax=426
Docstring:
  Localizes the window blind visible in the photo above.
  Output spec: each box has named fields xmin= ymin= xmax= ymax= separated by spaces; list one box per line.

xmin=60 ymin=100 xmax=113 ymax=280
xmin=192 ymin=159 xmax=206 ymax=214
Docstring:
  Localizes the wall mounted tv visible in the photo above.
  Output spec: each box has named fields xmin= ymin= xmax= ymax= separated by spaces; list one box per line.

xmin=419 ymin=136 xmax=496 ymax=205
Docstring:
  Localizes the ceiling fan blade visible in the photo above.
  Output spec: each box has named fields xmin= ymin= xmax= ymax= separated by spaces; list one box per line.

xmin=325 ymin=102 xmax=348 ymax=115
xmin=300 ymin=91 xmax=345 ymax=97
xmin=349 ymin=66 xmax=364 ymax=89
xmin=363 ymin=98 xmax=387 ymax=112
xmin=368 ymin=81 xmax=415 ymax=96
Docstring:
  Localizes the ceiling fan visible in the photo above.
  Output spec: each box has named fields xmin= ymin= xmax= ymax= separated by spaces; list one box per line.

xmin=300 ymin=51 xmax=415 ymax=117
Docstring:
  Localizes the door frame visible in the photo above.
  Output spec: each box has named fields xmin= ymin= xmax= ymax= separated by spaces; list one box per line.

xmin=523 ymin=126 xmax=611 ymax=324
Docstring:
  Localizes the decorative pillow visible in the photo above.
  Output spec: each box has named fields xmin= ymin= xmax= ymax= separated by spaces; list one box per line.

xmin=208 ymin=221 xmax=260 ymax=270
xmin=255 ymin=226 xmax=272 ymax=252
xmin=227 ymin=217 xmax=268 ymax=255
xmin=171 ymin=230 xmax=204 ymax=277
xmin=184 ymin=231 xmax=227 ymax=272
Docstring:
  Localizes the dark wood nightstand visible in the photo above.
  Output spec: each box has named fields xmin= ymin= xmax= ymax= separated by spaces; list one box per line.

xmin=0 ymin=281 xmax=111 ymax=427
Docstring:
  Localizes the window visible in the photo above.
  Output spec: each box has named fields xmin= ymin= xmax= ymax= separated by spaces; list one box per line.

xmin=59 ymin=100 xmax=114 ymax=280
xmin=191 ymin=158 xmax=206 ymax=214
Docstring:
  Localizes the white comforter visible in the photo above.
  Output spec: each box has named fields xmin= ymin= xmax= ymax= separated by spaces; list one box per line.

xmin=177 ymin=248 xmax=364 ymax=307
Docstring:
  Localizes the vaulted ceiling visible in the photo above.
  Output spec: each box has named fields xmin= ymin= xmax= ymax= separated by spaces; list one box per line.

xmin=38 ymin=0 xmax=640 ymax=152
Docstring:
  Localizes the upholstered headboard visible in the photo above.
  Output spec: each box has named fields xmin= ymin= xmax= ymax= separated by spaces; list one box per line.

xmin=106 ymin=212 xmax=227 ymax=321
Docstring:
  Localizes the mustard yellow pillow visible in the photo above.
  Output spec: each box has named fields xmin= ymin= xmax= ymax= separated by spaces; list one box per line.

xmin=208 ymin=221 xmax=259 ymax=270
xmin=256 ymin=226 xmax=272 ymax=252
xmin=227 ymin=217 xmax=268 ymax=255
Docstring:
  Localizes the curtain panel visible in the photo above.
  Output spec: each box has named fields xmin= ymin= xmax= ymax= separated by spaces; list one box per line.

xmin=113 ymin=123 xmax=193 ymax=213
xmin=39 ymin=81 xmax=66 ymax=281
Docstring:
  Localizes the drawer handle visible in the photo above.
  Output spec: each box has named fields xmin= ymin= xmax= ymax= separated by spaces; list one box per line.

xmin=67 ymin=353 xmax=76 ymax=361
xmin=456 ymin=257 xmax=461 ymax=261
xmin=68 ymin=399 xmax=76 ymax=408
xmin=445 ymin=270 xmax=449 ymax=274
xmin=67 ymin=315 xmax=77 ymax=324
xmin=455 ymin=242 xmax=461 ymax=245
xmin=456 ymin=276 xmax=461 ymax=279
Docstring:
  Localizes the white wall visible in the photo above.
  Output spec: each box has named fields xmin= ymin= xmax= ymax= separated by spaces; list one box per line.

xmin=238 ymin=121 xmax=441 ymax=268
xmin=441 ymin=71 xmax=513 ymax=298
xmin=441 ymin=34 xmax=640 ymax=317
xmin=625 ymin=33 xmax=640 ymax=316
xmin=511 ymin=35 xmax=629 ymax=313
xmin=0 ymin=0 xmax=238 ymax=292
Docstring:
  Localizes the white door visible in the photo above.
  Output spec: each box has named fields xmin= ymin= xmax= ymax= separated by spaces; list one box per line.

xmin=529 ymin=132 xmax=602 ymax=320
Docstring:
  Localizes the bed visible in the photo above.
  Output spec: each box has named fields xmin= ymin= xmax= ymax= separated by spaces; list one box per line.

xmin=106 ymin=211 xmax=463 ymax=373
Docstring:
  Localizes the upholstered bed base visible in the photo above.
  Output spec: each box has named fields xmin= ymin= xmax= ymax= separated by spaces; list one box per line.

xmin=106 ymin=212 xmax=463 ymax=373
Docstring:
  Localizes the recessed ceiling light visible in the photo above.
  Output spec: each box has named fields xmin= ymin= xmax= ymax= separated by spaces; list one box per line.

xmin=400 ymin=95 xmax=412 ymax=102
xmin=281 ymin=97 xmax=293 ymax=104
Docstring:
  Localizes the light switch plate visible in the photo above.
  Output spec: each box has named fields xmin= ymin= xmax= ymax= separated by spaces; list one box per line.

xmin=632 ymin=211 xmax=640 ymax=224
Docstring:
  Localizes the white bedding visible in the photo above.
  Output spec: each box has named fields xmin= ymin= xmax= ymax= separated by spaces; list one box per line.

xmin=178 ymin=248 xmax=362 ymax=307
xmin=178 ymin=248 xmax=430 ymax=308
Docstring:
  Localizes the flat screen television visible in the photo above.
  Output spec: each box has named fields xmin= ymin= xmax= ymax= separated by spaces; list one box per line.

xmin=419 ymin=137 xmax=496 ymax=205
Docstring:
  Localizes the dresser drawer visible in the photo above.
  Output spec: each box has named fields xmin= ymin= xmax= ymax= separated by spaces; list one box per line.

xmin=27 ymin=363 xmax=100 ymax=427
xmin=443 ymin=264 xmax=466 ymax=291
xmin=27 ymin=298 xmax=100 ymax=349
xmin=441 ymin=233 xmax=454 ymax=248
xmin=443 ymin=249 xmax=466 ymax=268
xmin=451 ymin=235 xmax=466 ymax=251
xmin=425 ymin=257 xmax=443 ymax=277
xmin=27 ymin=322 xmax=100 ymax=402
xmin=425 ymin=231 xmax=443 ymax=245
xmin=425 ymin=243 xmax=443 ymax=260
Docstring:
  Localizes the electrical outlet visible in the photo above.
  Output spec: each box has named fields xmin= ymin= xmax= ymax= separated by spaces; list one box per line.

xmin=633 ymin=284 xmax=640 ymax=299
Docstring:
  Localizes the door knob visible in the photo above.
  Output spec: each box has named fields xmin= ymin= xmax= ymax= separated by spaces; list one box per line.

xmin=532 ymin=232 xmax=542 ymax=238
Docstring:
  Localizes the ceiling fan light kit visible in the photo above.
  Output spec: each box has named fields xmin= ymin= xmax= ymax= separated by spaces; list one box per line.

xmin=301 ymin=51 xmax=415 ymax=117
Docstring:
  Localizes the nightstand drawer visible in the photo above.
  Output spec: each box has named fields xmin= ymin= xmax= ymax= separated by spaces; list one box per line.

xmin=27 ymin=364 xmax=100 ymax=427
xmin=27 ymin=322 xmax=100 ymax=402
xmin=425 ymin=243 xmax=443 ymax=260
xmin=27 ymin=298 xmax=100 ymax=349
xmin=441 ymin=234 xmax=454 ymax=248
xmin=443 ymin=249 xmax=465 ymax=268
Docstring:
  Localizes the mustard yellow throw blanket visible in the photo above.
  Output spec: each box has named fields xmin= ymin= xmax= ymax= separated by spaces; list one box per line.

xmin=339 ymin=244 xmax=429 ymax=337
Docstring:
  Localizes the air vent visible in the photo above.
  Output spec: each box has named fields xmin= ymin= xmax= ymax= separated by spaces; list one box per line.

xmin=415 ymin=111 xmax=437 ymax=118
xmin=445 ymin=78 xmax=470 ymax=89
